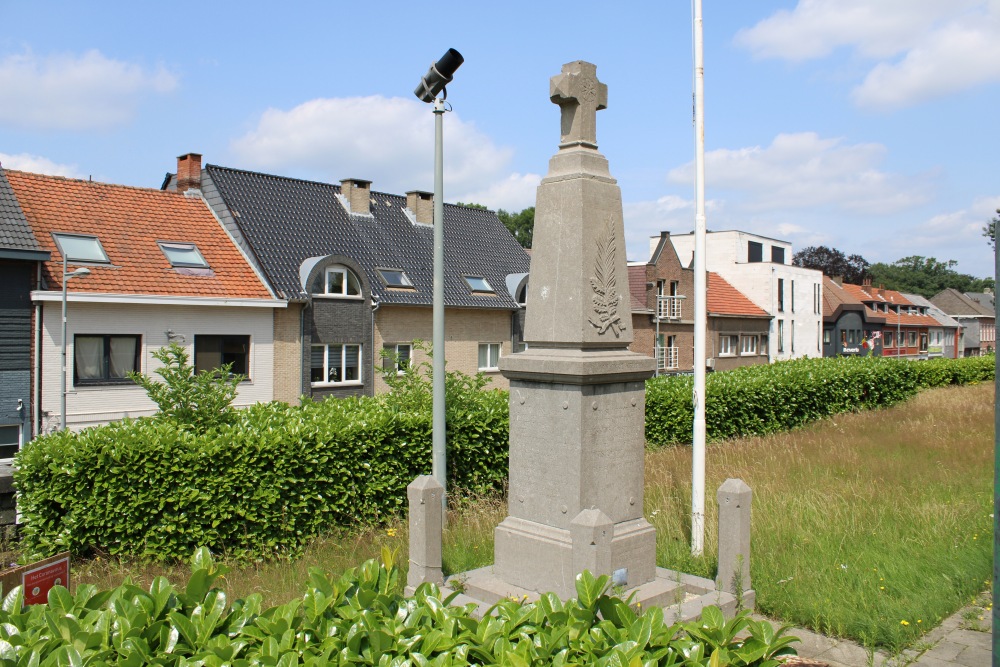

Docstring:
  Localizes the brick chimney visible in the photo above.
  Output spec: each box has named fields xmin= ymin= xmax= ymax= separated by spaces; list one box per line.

xmin=832 ymin=275 xmax=843 ymax=286
xmin=176 ymin=153 xmax=202 ymax=194
xmin=406 ymin=190 xmax=434 ymax=224
xmin=340 ymin=178 xmax=372 ymax=215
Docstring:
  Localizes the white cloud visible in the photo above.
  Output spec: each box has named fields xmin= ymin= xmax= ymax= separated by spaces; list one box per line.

xmin=0 ymin=152 xmax=81 ymax=178
xmin=735 ymin=0 xmax=1000 ymax=109
xmin=230 ymin=95 xmax=525 ymax=203
xmin=667 ymin=132 xmax=929 ymax=214
xmin=0 ymin=49 xmax=177 ymax=131
xmin=624 ymin=194 xmax=700 ymax=262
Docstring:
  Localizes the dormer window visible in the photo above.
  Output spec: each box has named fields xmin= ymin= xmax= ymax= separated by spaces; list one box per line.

xmin=159 ymin=242 xmax=208 ymax=268
xmin=378 ymin=268 xmax=413 ymax=289
xmin=53 ymin=233 xmax=109 ymax=263
xmin=325 ymin=265 xmax=362 ymax=296
xmin=464 ymin=275 xmax=493 ymax=293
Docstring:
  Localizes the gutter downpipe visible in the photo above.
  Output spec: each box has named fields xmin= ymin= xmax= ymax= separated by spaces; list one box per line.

xmin=33 ymin=262 xmax=42 ymax=437
xmin=371 ymin=296 xmax=380 ymax=395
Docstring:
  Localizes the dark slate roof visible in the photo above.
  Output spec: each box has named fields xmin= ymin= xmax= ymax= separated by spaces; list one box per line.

xmin=204 ymin=165 xmax=531 ymax=307
xmin=0 ymin=167 xmax=48 ymax=259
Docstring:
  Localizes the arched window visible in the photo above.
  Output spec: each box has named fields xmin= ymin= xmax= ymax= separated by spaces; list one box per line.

xmin=324 ymin=265 xmax=362 ymax=297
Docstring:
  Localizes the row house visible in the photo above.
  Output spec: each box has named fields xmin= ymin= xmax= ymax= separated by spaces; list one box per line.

xmin=901 ymin=294 xmax=961 ymax=359
xmin=821 ymin=277 xmax=886 ymax=357
xmin=629 ymin=232 xmax=770 ymax=374
xmin=839 ymin=282 xmax=942 ymax=358
xmin=664 ymin=230 xmax=824 ymax=361
xmin=930 ymin=288 xmax=995 ymax=356
xmin=163 ymin=154 xmax=531 ymax=401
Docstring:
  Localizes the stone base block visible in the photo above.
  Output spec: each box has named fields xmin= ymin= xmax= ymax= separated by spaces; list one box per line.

xmin=493 ymin=515 xmax=656 ymax=600
xmin=446 ymin=564 xmax=754 ymax=622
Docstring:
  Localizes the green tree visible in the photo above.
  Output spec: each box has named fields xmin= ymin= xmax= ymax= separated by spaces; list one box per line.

xmin=497 ymin=207 xmax=535 ymax=248
xmin=984 ymin=209 xmax=998 ymax=249
xmin=792 ymin=245 xmax=870 ymax=283
xmin=128 ymin=343 xmax=243 ymax=432
xmin=867 ymin=255 xmax=993 ymax=298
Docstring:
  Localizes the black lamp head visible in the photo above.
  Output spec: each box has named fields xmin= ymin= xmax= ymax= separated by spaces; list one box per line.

xmin=414 ymin=48 xmax=464 ymax=103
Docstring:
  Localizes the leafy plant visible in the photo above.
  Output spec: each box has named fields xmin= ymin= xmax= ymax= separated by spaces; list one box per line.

xmin=129 ymin=342 xmax=244 ymax=433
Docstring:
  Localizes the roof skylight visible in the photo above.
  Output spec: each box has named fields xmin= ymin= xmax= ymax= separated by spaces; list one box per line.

xmin=463 ymin=275 xmax=494 ymax=292
xmin=378 ymin=269 xmax=414 ymax=288
xmin=159 ymin=242 xmax=209 ymax=268
xmin=52 ymin=233 xmax=109 ymax=263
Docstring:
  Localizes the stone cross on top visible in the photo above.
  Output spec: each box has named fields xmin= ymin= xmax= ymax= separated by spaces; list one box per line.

xmin=550 ymin=61 xmax=607 ymax=149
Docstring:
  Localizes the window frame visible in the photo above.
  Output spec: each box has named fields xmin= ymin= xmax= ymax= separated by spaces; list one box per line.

xmin=747 ymin=241 xmax=763 ymax=263
xmin=884 ymin=330 xmax=894 ymax=347
xmin=777 ymin=279 xmax=785 ymax=313
xmin=478 ymin=342 xmax=501 ymax=371
xmin=383 ymin=342 xmax=412 ymax=375
xmin=73 ymin=334 xmax=141 ymax=386
xmin=378 ymin=268 xmax=414 ymax=289
xmin=323 ymin=265 xmax=363 ymax=297
xmin=739 ymin=334 xmax=758 ymax=355
xmin=158 ymin=241 xmax=209 ymax=268
xmin=0 ymin=424 xmax=22 ymax=463
xmin=52 ymin=232 xmax=110 ymax=264
xmin=771 ymin=246 xmax=785 ymax=264
xmin=311 ymin=343 xmax=363 ymax=386
xmin=194 ymin=334 xmax=251 ymax=379
xmin=463 ymin=275 xmax=494 ymax=293
xmin=719 ymin=334 xmax=738 ymax=357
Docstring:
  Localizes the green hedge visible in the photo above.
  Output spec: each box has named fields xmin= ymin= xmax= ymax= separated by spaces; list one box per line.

xmin=15 ymin=388 xmax=509 ymax=562
xmin=0 ymin=548 xmax=798 ymax=667
xmin=645 ymin=354 xmax=995 ymax=447
xmin=15 ymin=355 xmax=993 ymax=561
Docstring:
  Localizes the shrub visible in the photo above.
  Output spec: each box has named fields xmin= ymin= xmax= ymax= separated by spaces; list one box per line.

xmin=0 ymin=548 xmax=799 ymax=667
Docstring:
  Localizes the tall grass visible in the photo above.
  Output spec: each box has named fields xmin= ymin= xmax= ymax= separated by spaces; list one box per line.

xmin=646 ymin=382 xmax=994 ymax=651
xmin=24 ymin=383 xmax=992 ymax=653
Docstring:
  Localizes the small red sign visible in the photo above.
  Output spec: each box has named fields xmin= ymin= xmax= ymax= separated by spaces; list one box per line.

xmin=21 ymin=556 xmax=70 ymax=606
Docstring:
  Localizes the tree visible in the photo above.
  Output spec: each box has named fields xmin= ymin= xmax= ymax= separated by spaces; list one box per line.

xmin=129 ymin=343 xmax=243 ymax=433
xmin=984 ymin=209 xmax=998 ymax=250
xmin=497 ymin=207 xmax=535 ymax=248
xmin=792 ymin=245 xmax=870 ymax=284
xmin=867 ymin=255 xmax=994 ymax=299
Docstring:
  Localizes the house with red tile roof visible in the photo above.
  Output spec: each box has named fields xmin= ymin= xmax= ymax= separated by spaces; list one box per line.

xmin=629 ymin=232 xmax=770 ymax=374
xmin=839 ymin=281 xmax=941 ymax=359
xmin=821 ymin=276 xmax=886 ymax=357
xmin=3 ymin=169 xmax=284 ymax=432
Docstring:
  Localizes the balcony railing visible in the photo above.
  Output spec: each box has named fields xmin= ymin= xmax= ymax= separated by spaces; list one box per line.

xmin=656 ymin=295 xmax=684 ymax=320
xmin=655 ymin=346 xmax=679 ymax=371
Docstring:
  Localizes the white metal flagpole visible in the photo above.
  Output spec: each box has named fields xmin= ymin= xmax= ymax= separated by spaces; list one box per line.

xmin=691 ymin=0 xmax=708 ymax=556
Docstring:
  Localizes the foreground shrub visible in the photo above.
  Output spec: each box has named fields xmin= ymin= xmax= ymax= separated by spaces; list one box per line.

xmin=645 ymin=354 xmax=994 ymax=446
xmin=0 ymin=548 xmax=798 ymax=666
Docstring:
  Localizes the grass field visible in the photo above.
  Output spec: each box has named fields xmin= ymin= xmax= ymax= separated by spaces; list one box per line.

xmin=27 ymin=381 xmax=995 ymax=653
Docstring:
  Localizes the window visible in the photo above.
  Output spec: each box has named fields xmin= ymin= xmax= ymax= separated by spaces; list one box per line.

xmin=478 ymin=343 xmax=501 ymax=370
xmin=463 ymin=275 xmax=494 ymax=292
xmin=53 ymin=233 xmax=109 ymax=263
xmin=791 ymin=320 xmax=795 ymax=353
xmin=817 ymin=323 xmax=821 ymax=351
xmin=814 ymin=284 xmax=821 ymax=315
xmin=790 ymin=280 xmax=795 ymax=313
xmin=847 ymin=330 xmax=855 ymax=344
xmin=748 ymin=241 xmax=763 ymax=263
xmin=311 ymin=344 xmax=362 ymax=385
xmin=719 ymin=335 xmax=738 ymax=356
xmin=920 ymin=333 xmax=928 ymax=351
xmin=777 ymin=279 xmax=785 ymax=313
xmin=884 ymin=331 xmax=894 ymax=347
xmin=760 ymin=334 xmax=768 ymax=353
xmin=777 ymin=320 xmax=785 ymax=352
xmin=907 ymin=331 xmax=917 ymax=347
xmin=0 ymin=425 xmax=21 ymax=462
xmin=195 ymin=335 xmax=250 ymax=377
xmin=740 ymin=335 xmax=757 ymax=355
xmin=383 ymin=343 xmax=412 ymax=374
xmin=74 ymin=334 xmax=140 ymax=385
xmin=325 ymin=266 xmax=362 ymax=296
xmin=378 ymin=268 xmax=413 ymax=288
xmin=771 ymin=246 xmax=785 ymax=264
xmin=158 ymin=242 xmax=208 ymax=268
xmin=824 ymin=328 xmax=831 ymax=344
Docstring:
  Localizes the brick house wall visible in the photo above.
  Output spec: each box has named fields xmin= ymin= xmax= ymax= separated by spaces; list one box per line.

xmin=272 ymin=303 xmax=303 ymax=405
xmin=707 ymin=316 xmax=771 ymax=372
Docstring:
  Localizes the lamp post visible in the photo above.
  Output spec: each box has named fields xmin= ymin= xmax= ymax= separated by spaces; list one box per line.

xmin=414 ymin=48 xmax=464 ymax=507
xmin=61 ymin=255 xmax=90 ymax=430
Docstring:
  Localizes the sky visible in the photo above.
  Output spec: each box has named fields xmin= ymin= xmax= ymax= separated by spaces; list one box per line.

xmin=1 ymin=1 xmax=998 ymax=278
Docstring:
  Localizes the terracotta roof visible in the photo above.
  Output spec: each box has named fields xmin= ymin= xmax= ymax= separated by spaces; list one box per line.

xmin=627 ymin=264 xmax=649 ymax=312
xmin=5 ymin=170 xmax=272 ymax=299
xmin=822 ymin=277 xmax=862 ymax=317
xmin=708 ymin=272 xmax=769 ymax=317
xmin=0 ymin=168 xmax=48 ymax=258
xmin=839 ymin=281 xmax=940 ymax=327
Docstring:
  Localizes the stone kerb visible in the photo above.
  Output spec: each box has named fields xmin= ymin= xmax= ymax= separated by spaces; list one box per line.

xmin=406 ymin=475 xmax=444 ymax=591
xmin=717 ymin=478 xmax=752 ymax=595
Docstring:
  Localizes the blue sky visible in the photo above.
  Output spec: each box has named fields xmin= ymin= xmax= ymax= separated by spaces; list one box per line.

xmin=2 ymin=1 xmax=998 ymax=277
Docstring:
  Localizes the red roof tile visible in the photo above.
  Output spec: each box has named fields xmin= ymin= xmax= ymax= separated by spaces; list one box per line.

xmin=840 ymin=281 xmax=938 ymax=327
xmin=708 ymin=272 xmax=768 ymax=317
xmin=6 ymin=171 xmax=272 ymax=300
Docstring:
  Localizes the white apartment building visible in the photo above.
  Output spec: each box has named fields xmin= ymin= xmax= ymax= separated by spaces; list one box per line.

xmin=663 ymin=230 xmax=824 ymax=362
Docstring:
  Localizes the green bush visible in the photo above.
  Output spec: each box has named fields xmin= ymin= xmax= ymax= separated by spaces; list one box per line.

xmin=645 ymin=355 xmax=994 ymax=447
xmin=0 ymin=548 xmax=798 ymax=667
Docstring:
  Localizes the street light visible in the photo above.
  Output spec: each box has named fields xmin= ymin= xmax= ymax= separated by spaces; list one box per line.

xmin=61 ymin=256 xmax=90 ymax=430
xmin=414 ymin=48 xmax=464 ymax=506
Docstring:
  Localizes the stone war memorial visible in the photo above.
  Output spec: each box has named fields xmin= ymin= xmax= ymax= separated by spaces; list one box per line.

xmin=407 ymin=61 xmax=753 ymax=620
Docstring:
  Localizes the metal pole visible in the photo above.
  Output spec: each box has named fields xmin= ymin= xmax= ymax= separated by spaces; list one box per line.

xmin=992 ymin=238 xmax=998 ymax=664
xmin=691 ymin=0 xmax=708 ymax=556
xmin=432 ymin=97 xmax=447 ymax=515
xmin=60 ymin=253 xmax=68 ymax=431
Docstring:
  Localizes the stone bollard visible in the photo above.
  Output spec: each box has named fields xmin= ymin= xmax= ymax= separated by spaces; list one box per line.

xmin=717 ymin=478 xmax=751 ymax=595
xmin=407 ymin=475 xmax=444 ymax=589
